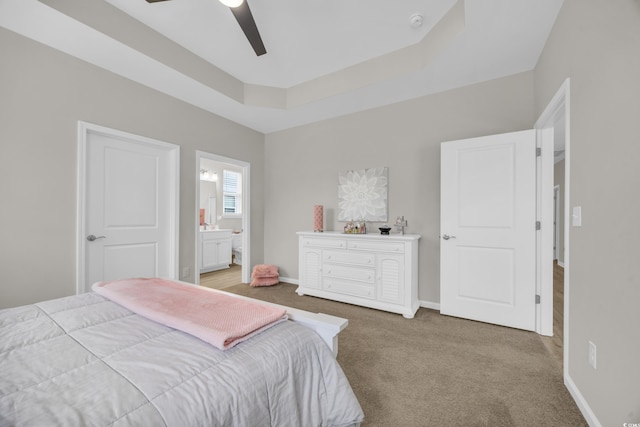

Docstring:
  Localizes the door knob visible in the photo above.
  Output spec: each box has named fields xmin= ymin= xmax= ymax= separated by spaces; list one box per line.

xmin=87 ymin=234 xmax=106 ymax=241
xmin=442 ymin=234 xmax=456 ymax=240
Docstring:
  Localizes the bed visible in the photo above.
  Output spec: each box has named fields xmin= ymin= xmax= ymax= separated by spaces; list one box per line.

xmin=0 ymin=279 xmax=364 ymax=426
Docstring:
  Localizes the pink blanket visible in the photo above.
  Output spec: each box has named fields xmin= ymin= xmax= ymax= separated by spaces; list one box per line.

xmin=92 ymin=278 xmax=287 ymax=350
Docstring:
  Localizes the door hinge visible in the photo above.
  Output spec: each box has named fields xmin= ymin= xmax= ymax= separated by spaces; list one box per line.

xmin=535 ymin=295 xmax=541 ymax=304
xmin=536 ymin=147 xmax=542 ymax=157
xmin=536 ymin=221 xmax=541 ymax=230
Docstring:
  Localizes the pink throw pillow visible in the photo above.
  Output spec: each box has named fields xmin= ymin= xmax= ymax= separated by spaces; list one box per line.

xmin=250 ymin=276 xmax=279 ymax=287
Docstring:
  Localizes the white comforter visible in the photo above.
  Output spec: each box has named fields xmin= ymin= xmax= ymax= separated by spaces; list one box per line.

xmin=0 ymin=292 xmax=364 ymax=426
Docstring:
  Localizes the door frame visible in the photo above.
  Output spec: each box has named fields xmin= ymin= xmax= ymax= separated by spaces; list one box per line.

xmin=534 ymin=79 xmax=570 ymax=373
xmin=553 ymin=185 xmax=560 ymax=261
xmin=75 ymin=121 xmax=180 ymax=294
xmin=195 ymin=151 xmax=251 ymax=284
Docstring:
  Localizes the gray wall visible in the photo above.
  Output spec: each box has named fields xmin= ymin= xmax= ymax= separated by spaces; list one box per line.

xmin=0 ymin=28 xmax=265 ymax=309
xmin=264 ymin=72 xmax=535 ymax=303
xmin=534 ymin=0 xmax=640 ymax=424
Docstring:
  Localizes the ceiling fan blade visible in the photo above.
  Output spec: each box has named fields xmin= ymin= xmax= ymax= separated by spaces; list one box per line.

xmin=229 ymin=1 xmax=267 ymax=56
xmin=145 ymin=0 xmax=171 ymax=3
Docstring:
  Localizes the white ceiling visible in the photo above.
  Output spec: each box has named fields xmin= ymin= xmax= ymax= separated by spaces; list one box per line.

xmin=105 ymin=0 xmax=459 ymax=88
xmin=0 ymin=0 xmax=563 ymax=133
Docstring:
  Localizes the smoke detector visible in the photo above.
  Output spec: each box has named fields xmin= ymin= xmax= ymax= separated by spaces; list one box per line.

xmin=409 ymin=13 xmax=424 ymax=28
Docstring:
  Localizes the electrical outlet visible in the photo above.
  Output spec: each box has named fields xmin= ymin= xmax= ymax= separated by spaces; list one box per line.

xmin=181 ymin=267 xmax=190 ymax=278
xmin=588 ymin=341 xmax=597 ymax=369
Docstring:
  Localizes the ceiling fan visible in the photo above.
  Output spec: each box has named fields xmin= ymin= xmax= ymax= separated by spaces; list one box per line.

xmin=145 ymin=0 xmax=267 ymax=56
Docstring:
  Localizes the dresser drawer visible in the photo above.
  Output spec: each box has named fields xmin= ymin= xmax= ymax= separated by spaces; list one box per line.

xmin=324 ymin=278 xmax=375 ymax=299
xmin=347 ymin=240 xmax=405 ymax=253
xmin=323 ymin=250 xmax=375 ymax=267
xmin=301 ymin=237 xmax=346 ymax=249
xmin=324 ymin=264 xmax=375 ymax=283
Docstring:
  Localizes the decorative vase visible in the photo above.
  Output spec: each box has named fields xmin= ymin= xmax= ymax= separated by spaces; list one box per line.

xmin=314 ymin=205 xmax=323 ymax=232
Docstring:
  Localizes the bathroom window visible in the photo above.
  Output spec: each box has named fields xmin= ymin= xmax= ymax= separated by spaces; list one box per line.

xmin=223 ymin=170 xmax=242 ymax=216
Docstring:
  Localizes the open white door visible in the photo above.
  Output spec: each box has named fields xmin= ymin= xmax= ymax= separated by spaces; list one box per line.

xmin=440 ymin=130 xmax=536 ymax=331
xmin=77 ymin=122 xmax=179 ymax=293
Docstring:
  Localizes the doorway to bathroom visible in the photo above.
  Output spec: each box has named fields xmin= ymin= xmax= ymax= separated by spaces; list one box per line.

xmin=195 ymin=151 xmax=250 ymax=288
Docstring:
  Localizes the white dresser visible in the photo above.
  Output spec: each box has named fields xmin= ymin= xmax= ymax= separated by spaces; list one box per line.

xmin=297 ymin=231 xmax=421 ymax=318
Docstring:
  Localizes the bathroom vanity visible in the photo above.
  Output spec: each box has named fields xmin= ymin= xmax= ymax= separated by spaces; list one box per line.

xmin=231 ymin=233 xmax=243 ymax=265
xmin=297 ymin=231 xmax=421 ymax=318
xmin=200 ymin=229 xmax=232 ymax=273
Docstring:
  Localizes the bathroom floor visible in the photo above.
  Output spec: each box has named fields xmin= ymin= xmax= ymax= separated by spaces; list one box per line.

xmin=200 ymin=264 xmax=242 ymax=290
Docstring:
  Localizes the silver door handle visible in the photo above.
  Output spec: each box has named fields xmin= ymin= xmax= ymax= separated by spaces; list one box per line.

xmin=87 ymin=234 xmax=106 ymax=242
xmin=442 ymin=234 xmax=456 ymax=240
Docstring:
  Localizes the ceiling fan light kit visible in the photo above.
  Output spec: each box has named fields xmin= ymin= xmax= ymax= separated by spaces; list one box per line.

xmin=219 ymin=0 xmax=244 ymax=7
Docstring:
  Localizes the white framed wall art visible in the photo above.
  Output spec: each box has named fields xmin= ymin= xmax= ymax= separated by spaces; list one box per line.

xmin=338 ymin=167 xmax=388 ymax=222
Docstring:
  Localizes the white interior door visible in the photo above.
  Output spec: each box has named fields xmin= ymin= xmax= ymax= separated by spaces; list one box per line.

xmin=78 ymin=122 xmax=179 ymax=293
xmin=440 ymin=130 xmax=536 ymax=331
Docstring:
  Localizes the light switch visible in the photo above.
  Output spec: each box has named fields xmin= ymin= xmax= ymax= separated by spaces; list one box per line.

xmin=572 ymin=206 xmax=582 ymax=227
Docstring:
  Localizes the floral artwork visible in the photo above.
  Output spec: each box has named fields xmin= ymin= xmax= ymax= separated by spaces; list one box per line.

xmin=338 ymin=167 xmax=388 ymax=221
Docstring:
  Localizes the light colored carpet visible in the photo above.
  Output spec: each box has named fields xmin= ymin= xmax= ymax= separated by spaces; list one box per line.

xmin=223 ymin=282 xmax=586 ymax=427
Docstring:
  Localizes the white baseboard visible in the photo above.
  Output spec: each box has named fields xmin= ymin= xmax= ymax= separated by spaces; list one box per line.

xmin=565 ymin=374 xmax=601 ymax=427
xmin=420 ymin=300 xmax=440 ymax=311
xmin=558 ymin=260 xmax=565 ymax=268
xmin=279 ymin=276 xmax=298 ymax=285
